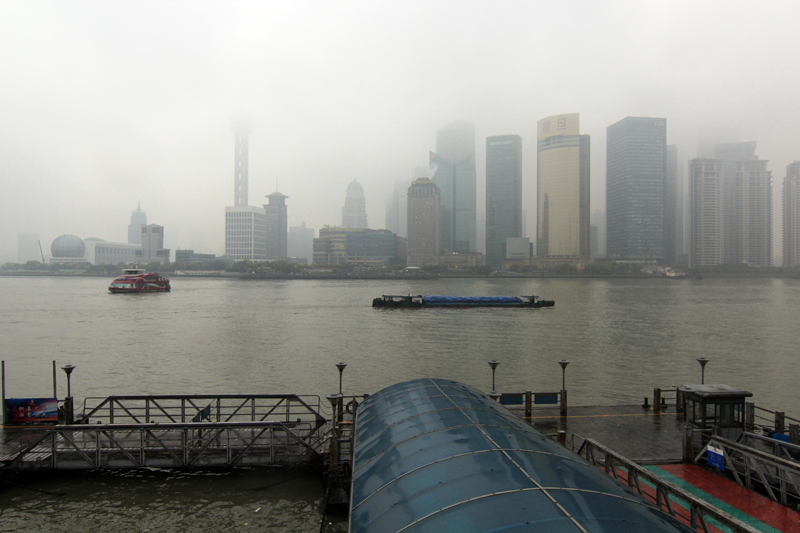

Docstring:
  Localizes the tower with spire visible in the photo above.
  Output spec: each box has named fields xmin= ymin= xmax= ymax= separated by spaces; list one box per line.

xmin=128 ymin=201 xmax=147 ymax=245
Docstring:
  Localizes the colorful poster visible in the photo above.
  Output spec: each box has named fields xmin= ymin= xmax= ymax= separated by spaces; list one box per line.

xmin=4 ymin=398 xmax=59 ymax=424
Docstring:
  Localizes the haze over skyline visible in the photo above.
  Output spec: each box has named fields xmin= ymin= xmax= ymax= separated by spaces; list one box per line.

xmin=2 ymin=0 xmax=798 ymax=263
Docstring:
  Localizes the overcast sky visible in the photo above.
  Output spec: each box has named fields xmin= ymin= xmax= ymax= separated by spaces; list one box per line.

xmin=2 ymin=0 xmax=798 ymax=262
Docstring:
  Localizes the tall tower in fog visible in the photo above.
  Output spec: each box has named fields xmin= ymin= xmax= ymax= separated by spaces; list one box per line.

xmin=225 ymin=122 xmax=266 ymax=260
xmin=665 ymin=144 xmax=683 ymax=264
xmin=232 ymin=122 xmax=252 ymax=207
xmin=689 ymin=159 xmax=725 ymax=268
xmin=342 ymin=179 xmax=368 ymax=228
xmin=485 ymin=134 xmax=522 ymax=268
xmin=128 ymin=202 xmax=147 ymax=245
xmin=264 ymin=190 xmax=288 ymax=259
xmin=407 ymin=178 xmax=440 ymax=267
xmin=606 ymin=117 xmax=667 ymax=262
xmin=537 ymin=113 xmax=590 ymax=266
xmin=434 ymin=121 xmax=476 ymax=254
xmin=784 ymin=162 xmax=800 ymax=268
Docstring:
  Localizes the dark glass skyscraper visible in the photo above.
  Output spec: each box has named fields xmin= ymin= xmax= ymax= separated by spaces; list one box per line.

xmin=433 ymin=121 xmax=476 ymax=253
xmin=485 ymin=135 xmax=522 ymax=267
xmin=606 ymin=117 xmax=667 ymax=261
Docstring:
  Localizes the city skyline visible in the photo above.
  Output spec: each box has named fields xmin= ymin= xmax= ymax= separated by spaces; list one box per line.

xmin=2 ymin=1 xmax=799 ymax=264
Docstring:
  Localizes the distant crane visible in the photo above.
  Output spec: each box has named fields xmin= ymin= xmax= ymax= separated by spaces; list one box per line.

xmin=38 ymin=240 xmax=45 ymax=264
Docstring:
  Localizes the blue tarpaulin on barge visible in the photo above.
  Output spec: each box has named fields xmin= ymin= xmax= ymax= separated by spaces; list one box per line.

xmin=350 ymin=378 xmax=695 ymax=533
xmin=422 ymin=295 xmax=522 ymax=305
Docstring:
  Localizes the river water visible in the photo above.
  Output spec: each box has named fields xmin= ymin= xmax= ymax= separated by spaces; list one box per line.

xmin=1 ymin=275 xmax=798 ymax=531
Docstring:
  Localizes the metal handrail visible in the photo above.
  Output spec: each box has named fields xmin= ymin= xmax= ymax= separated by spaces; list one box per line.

xmin=575 ymin=436 xmax=760 ymax=533
xmin=694 ymin=435 xmax=800 ymax=506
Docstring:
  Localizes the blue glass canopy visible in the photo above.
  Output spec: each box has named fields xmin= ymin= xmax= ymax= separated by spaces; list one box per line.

xmin=350 ymin=378 xmax=695 ymax=533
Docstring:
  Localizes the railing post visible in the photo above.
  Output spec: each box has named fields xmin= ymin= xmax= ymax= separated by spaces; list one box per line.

xmin=790 ymin=424 xmax=799 ymax=445
xmin=653 ymin=388 xmax=661 ymax=412
xmin=560 ymin=390 xmax=568 ymax=417
xmin=745 ymin=402 xmax=755 ymax=430
xmin=525 ymin=391 xmax=532 ymax=422
xmin=775 ymin=411 xmax=785 ymax=434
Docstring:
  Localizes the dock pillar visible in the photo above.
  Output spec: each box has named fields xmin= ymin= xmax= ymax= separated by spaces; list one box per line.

xmin=653 ymin=388 xmax=661 ymax=412
xmin=558 ymin=430 xmax=566 ymax=447
xmin=775 ymin=411 xmax=785 ymax=434
xmin=524 ymin=391 xmax=532 ymax=422
xmin=560 ymin=390 xmax=568 ymax=417
xmin=789 ymin=424 xmax=799 ymax=445
xmin=64 ymin=397 xmax=74 ymax=424
xmin=745 ymin=402 xmax=755 ymax=430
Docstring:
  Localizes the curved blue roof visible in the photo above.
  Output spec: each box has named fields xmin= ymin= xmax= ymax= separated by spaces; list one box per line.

xmin=350 ymin=378 xmax=695 ymax=533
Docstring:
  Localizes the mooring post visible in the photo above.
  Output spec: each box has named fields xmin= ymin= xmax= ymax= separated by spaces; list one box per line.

xmin=525 ymin=391 xmax=532 ymax=421
xmin=653 ymin=388 xmax=661 ymax=412
xmin=775 ymin=411 xmax=785 ymax=434
xmin=745 ymin=402 xmax=755 ymax=430
xmin=558 ymin=430 xmax=566 ymax=446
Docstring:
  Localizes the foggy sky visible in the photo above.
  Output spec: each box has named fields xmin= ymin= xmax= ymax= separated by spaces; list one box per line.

xmin=2 ymin=0 xmax=798 ymax=262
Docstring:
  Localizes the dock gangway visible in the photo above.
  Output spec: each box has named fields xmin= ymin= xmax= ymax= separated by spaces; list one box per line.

xmin=2 ymin=393 xmax=332 ymax=470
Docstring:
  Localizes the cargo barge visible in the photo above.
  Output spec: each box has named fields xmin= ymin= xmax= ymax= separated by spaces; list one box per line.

xmin=372 ymin=294 xmax=554 ymax=308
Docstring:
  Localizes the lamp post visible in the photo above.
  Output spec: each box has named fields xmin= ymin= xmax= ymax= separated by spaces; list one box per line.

xmin=696 ymin=357 xmax=709 ymax=385
xmin=488 ymin=360 xmax=500 ymax=400
xmin=335 ymin=362 xmax=347 ymax=395
xmin=61 ymin=364 xmax=76 ymax=398
xmin=558 ymin=360 xmax=570 ymax=391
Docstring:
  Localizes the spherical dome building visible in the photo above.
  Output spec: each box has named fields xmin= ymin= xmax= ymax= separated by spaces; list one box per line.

xmin=50 ymin=235 xmax=86 ymax=259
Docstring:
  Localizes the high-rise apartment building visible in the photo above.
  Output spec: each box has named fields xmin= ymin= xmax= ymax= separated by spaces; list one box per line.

xmin=434 ymin=121 xmax=476 ymax=254
xmin=784 ymin=162 xmax=800 ymax=268
xmin=140 ymin=224 xmax=170 ymax=263
xmin=406 ymin=178 xmax=440 ymax=267
xmin=288 ymin=223 xmax=315 ymax=263
xmin=665 ymin=144 xmax=683 ymax=263
xmin=733 ymin=160 xmax=772 ymax=267
xmin=606 ymin=117 xmax=667 ymax=262
xmin=485 ymin=135 xmax=522 ymax=268
xmin=385 ymin=179 xmax=411 ymax=238
xmin=342 ymin=179 xmax=368 ymax=229
xmin=689 ymin=159 xmax=725 ymax=268
xmin=714 ymin=142 xmax=758 ymax=263
xmin=128 ymin=202 xmax=147 ymax=245
xmin=537 ymin=113 xmax=590 ymax=266
xmin=264 ymin=191 xmax=288 ymax=260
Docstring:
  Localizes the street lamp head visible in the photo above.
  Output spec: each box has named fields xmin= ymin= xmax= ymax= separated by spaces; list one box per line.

xmin=61 ymin=364 xmax=76 ymax=376
xmin=335 ymin=362 xmax=347 ymax=373
xmin=696 ymin=357 xmax=709 ymax=368
xmin=488 ymin=360 xmax=500 ymax=371
xmin=558 ymin=360 xmax=570 ymax=370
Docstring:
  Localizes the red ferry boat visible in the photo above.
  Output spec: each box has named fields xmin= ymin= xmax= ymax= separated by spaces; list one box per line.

xmin=108 ymin=266 xmax=171 ymax=293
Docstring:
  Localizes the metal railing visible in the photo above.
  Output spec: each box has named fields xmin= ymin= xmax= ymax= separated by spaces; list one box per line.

xmin=498 ymin=390 xmax=567 ymax=418
xmin=6 ymin=420 xmax=325 ymax=470
xmin=574 ymin=436 xmax=760 ymax=533
xmin=80 ymin=394 xmax=325 ymax=429
xmin=693 ymin=435 xmax=800 ymax=507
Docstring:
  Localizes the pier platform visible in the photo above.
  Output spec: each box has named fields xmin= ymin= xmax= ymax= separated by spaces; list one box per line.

xmin=525 ymin=404 xmax=685 ymax=463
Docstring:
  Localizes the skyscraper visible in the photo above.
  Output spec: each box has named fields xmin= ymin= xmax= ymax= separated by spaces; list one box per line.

xmin=128 ymin=202 xmax=147 ymax=245
xmin=429 ymin=151 xmax=454 ymax=251
xmin=537 ymin=113 xmax=590 ymax=266
xmin=485 ymin=134 xmax=522 ymax=268
xmin=784 ymin=162 xmax=800 ymax=268
xmin=342 ymin=179 xmax=368 ymax=229
xmin=264 ymin=191 xmax=288 ymax=260
xmin=714 ymin=142 xmax=758 ymax=263
xmin=140 ymin=224 xmax=170 ymax=263
xmin=288 ymin=223 xmax=315 ymax=263
xmin=733 ymin=160 xmax=772 ymax=267
xmin=406 ymin=177 xmax=440 ymax=267
xmin=665 ymin=144 xmax=683 ymax=263
xmin=606 ymin=117 xmax=667 ymax=262
xmin=435 ymin=121 xmax=476 ymax=254
xmin=689 ymin=159 xmax=725 ymax=268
